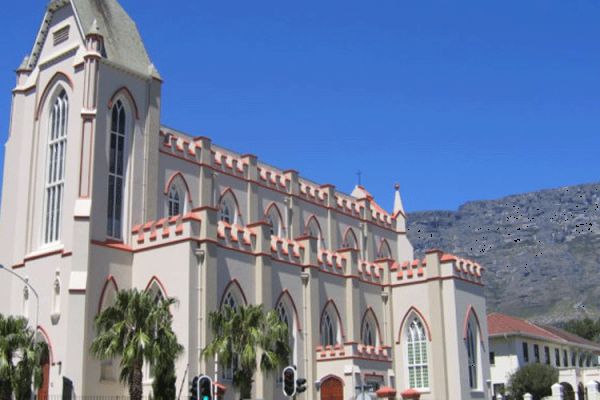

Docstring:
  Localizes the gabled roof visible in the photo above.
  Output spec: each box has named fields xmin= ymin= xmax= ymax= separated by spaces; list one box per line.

xmin=28 ymin=0 xmax=154 ymax=77
xmin=488 ymin=312 xmax=600 ymax=351
xmin=350 ymin=185 xmax=391 ymax=217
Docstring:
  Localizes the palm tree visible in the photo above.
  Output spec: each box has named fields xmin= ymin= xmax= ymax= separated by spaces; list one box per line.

xmin=0 ymin=314 xmax=48 ymax=400
xmin=91 ymin=289 xmax=183 ymax=400
xmin=151 ymin=299 xmax=184 ymax=400
xmin=203 ymin=304 xmax=290 ymax=399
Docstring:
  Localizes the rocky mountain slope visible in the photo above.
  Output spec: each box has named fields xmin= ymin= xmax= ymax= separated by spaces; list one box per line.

xmin=406 ymin=182 xmax=600 ymax=323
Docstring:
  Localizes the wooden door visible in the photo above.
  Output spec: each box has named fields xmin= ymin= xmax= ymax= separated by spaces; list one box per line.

xmin=37 ymin=357 xmax=49 ymax=400
xmin=320 ymin=377 xmax=343 ymax=400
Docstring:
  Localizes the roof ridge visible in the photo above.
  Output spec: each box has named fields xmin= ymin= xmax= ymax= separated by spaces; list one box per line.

xmin=526 ymin=320 xmax=565 ymax=342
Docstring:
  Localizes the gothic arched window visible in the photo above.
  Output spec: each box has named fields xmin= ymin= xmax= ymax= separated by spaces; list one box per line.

xmin=167 ymin=186 xmax=181 ymax=217
xmin=467 ymin=322 xmax=478 ymax=389
xmin=266 ymin=205 xmax=283 ymax=237
xmin=321 ymin=312 xmax=335 ymax=346
xmin=107 ymin=100 xmax=127 ymax=239
xmin=99 ymin=278 xmax=118 ymax=381
xmin=406 ymin=317 xmax=429 ymax=389
xmin=223 ymin=290 xmax=238 ymax=311
xmin=44 ymin=90 xmax=68 ymax=244
xmin=276 ymin=296 xmax=297 ymax=365
xmin=306 ymin=216 xmax=326 ymax=250
xmin=341 ymin=228 xmax=358 ymax=250
xmin=221 ymin=286 xmax=244 ymax=380
xmin=362 ymin=320 xmax=375 ymax=347
xmin=219 ymin=202 xmax=232 ymax=224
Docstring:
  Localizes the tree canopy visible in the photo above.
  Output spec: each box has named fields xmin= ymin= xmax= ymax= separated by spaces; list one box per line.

xmin=90 ymin=288 xmax=183 ymax=400
xmin=507 ymin=363 xmax=558 ymax=400
xmin=203 ymin=304 xmax=290 ymax=399
xmin=0 ymin=314 xmax=49 ymax=400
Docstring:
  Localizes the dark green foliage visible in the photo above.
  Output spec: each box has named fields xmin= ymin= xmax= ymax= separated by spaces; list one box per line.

xmin=560 ymin=318 xmax=600 ymax=342
xmin=0 ymin=314 xmax=49 ymax=400
xmin=203 ymin=304 xmax=290 ymax=400
xmin=151 ymin=358 xmax=177 ymax=400
xmin=507 ymin=363 xmax=558 ymax=400
xmin=90 ymin=289 xmax=183 ymax=400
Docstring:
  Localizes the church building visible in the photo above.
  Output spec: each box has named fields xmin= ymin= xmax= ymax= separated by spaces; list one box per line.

xmin=0 ymin=1 xmax=490 ymax=399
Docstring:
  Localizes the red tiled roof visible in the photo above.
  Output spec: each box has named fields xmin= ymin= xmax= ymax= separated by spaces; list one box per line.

xmin=539 ymin=324 xmax=600 ymax=349
xmin=488 ymin=313 xmax=561 ymax=341
xmin=487 ymin=313 xmax=600 ymax=351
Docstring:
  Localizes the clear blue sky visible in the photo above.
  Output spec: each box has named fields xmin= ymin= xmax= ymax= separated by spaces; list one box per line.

xmin=1 ymin=0 xmax=599 ymax=212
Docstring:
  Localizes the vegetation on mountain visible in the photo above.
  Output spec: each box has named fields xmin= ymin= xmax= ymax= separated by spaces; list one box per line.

xmin=408 ymin=182 xmax=600 ymax=323
xmin=560 ymin=317 xmax=600 ymax=342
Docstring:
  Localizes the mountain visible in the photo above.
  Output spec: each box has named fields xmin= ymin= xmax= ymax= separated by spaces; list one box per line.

xmin=406 ymin=182 xmax=600 ymax=324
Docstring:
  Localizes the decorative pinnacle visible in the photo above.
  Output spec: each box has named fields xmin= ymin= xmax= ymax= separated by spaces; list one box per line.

xmin=393 ymin=182 xmax=405 ymax=216
xmin=17 ymin=55 xmax=31 ymax=71
xmin=86 ymin=18 xmax=102 ymax=36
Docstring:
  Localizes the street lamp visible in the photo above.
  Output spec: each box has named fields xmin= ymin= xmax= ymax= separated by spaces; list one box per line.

xmin=0 ymin=264 xmax=40 ymax=330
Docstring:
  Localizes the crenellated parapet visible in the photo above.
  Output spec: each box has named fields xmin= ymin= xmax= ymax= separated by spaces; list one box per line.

xmin=216 ymin=221 xmax=256 ymax=250
xmin=439 ymin=252 xmax=484 ymax=284
xmin=387 ymin=250 xmax=484 ymax=286
xmin=131 ymin=212 xmax=202 ymax=250
xmin=158 ymin=128 xmax=404 ymax=233
xmin=317 ymin=249 xmax=347 ymax=273
xmin=258 ymin=166 xmax=291 ymax=192
xmin=270 ymin=236 xmax=304 ymax=262
xmin=357 ymin=260 xmax=385 ymax=283
xmin=314 ymin=343 xmax=392 ymax=363
xmin=390 ymin=258 xmax=427 ymax=282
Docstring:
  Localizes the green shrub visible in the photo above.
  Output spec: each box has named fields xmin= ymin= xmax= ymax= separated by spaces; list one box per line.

xmin=507 ymin=363 xmax=558 ymax=400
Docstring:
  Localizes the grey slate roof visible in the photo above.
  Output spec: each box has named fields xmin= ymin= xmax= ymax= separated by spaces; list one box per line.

xmin=70 ymin=0 xmax=154 ymax=76
xmin=28 ymin=0 xmax=155 ymax=77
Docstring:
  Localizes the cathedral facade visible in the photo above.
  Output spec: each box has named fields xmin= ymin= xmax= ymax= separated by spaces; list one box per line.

xmin=0 ymin=1 xmax=490 ymax=399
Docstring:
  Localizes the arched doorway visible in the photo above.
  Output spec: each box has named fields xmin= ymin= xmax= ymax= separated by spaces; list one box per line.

xmin=321 ymin=376 xmax=343 ymax=400
xmin=560 ymin=382 xmax=575 ymax=400
xmin=37 ymin=350 xmax=49 ymax=400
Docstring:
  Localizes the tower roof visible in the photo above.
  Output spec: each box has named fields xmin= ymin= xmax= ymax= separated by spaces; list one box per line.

xmin=29 ymin=0 xmax=154 ymax=77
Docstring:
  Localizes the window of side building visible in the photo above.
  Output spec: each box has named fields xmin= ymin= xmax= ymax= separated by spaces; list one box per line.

xmin=523 ymin=342 xmax=529 ymax=363
xmin=555 ymin=348 xmax=560 ymax=367
xmin=489 ymin=351 xmax=495 ymax=366
xmin=544 ymin=346 xmax=550 ymax=365
xmin=534 ymin=344 xmax=540 ymax=363
xmin=563 ymin=350 xmax=568 ymax=367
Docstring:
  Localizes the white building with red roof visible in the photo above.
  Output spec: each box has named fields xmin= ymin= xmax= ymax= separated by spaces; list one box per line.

xmin=488 ymin=312 xmax=600 ymax=398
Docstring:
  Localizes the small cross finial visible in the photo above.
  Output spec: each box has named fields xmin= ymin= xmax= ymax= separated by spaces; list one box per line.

xmin=394 ymin=183 xmax=400 ymax=191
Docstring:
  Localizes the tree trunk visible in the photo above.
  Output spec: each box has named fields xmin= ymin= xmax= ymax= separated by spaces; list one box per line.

xmin=129 ymin=359 xmax=144 ymax=400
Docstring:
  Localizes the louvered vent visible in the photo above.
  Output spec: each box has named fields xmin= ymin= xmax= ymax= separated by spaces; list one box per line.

xmin=53 ymin=26 xmax=69 ymax=46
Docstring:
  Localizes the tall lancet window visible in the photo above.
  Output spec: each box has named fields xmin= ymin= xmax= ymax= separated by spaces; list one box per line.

xmin=167 ymin=186 xmax=181 ymax=217
xmin=107 ymin=101 xmax=126 ymax=239
xmin=406 ymin=317 xmax=429 ymax=389
xmin=467 ymin=322 xmax=478 ymax=389
xmin=44 ymin=90 xmax=68 ymax=244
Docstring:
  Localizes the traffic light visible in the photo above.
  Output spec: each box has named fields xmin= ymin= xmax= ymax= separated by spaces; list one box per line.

xmin=282 ymin=366 xmax=296 ymax=397
xmin=198 ymin=375 xmax=213 ymax=400
xmin=296 ymin=377 xmax=307 ymax=394
xmin=190 ymin=375 xmax=199 ymax=400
